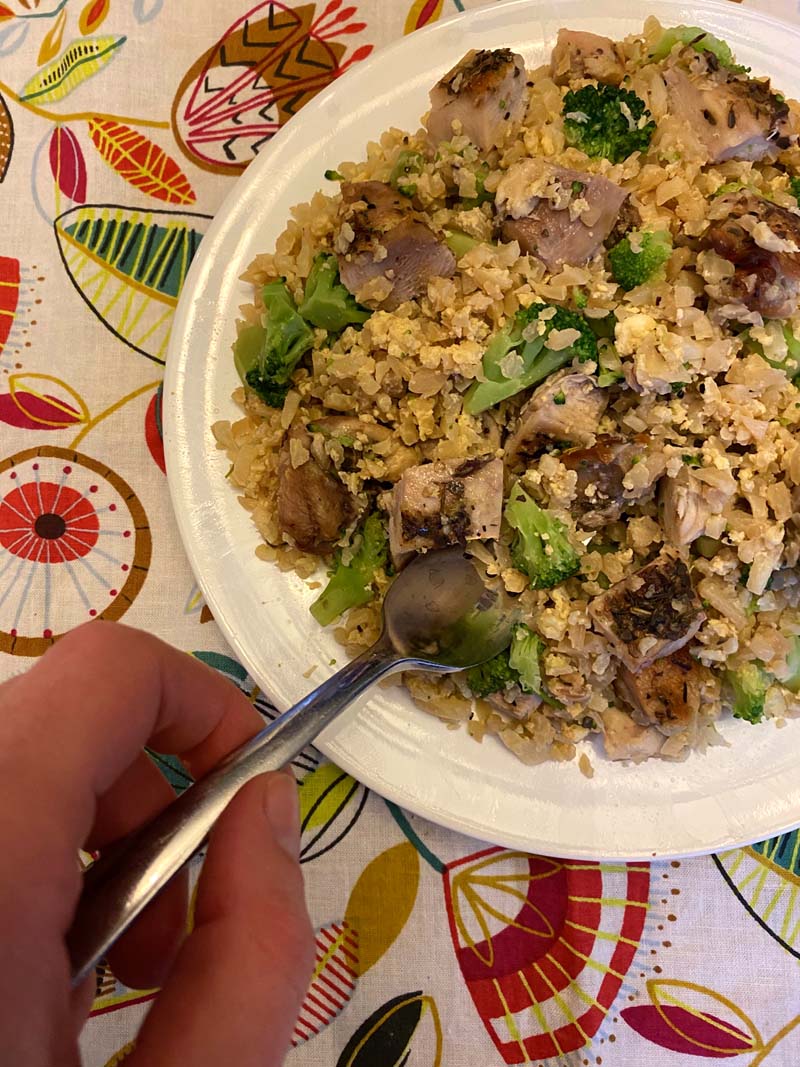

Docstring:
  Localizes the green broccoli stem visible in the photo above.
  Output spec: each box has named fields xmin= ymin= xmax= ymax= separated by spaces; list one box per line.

xmin=650 ymin=25 xmax=745 ymax=71
xmin=309 ymin=513 xmax=387 ymax=626
xmin=508 ymin=624 xmax=563 ymax=707
xmin=445 ymin=229 xmax=483 ymax=258
xmin=464 ymin=334 xmax=563 ymax=415
xmin=233 ymin=324 xmax=267 ymax=385
xmin=464 ymin=304 xmax=598 ymax=415
xmin=744 ymin=324 xmax=800 ymax=381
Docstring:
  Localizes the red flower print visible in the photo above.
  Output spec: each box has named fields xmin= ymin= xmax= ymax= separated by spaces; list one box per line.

xmin=0 ymin=479 xmax=99 ymax=562
xmin=0 ymin=446 xmax=152 ymax=657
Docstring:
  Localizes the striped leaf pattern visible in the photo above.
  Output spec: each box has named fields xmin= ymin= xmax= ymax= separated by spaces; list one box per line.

xmin=404 ymin=0 xmax=444 ymax=34
xmin=54 ymin=205 xmax=210 ymax=362
xmin=292 ymin=921 xmax=359 ymax=1046
xmin=0 ymin=255 xmax=20 ymax=356
xmin=0 ymin=92 xmax=13 ymax=182
xmin=49 ymin=126 xmax=87 ymax=203
xmin=88 ymin=119 xmax=196 ymax=204
xmin=20 ymin=35 xmax=125 ymax=104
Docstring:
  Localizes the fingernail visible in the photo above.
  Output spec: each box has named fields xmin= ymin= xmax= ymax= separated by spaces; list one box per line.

xmin=264 ymin=772 xmax=301 ymax=858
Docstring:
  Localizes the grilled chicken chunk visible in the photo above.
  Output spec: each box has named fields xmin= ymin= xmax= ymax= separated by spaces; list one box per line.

xmin=600 ymin=706 xmax=663 ymax=761
xmin=588 ymin=548 xmax=706 ymax=672
xmin=277 ymin=426 xmax=356 ymax=554
xmin=560 ymin=435 xmax=645 ymax=529
xmin=550 ymin=29 xmax=624 ymax=86
xmin=664 ymin=52 xmax=793 ymax=163
xmin=426 ymin=48 xmax=527 ymax=152
xmin=615 ymin=647 xmax=705 ymax=737
xmin=487 ymin=688 xmax=542 ymax=721
xmin=496 ymin=160 xmax=628 ymax=269
xmin=703 ymin=192 xmax=800 ymax=319
xmin=504 ymin=370 xmax=608 ymax=463
xmin=388 ymin=457 xmax=503 ymax=556
xmin=336 ymin=181 xmax=455 ymax=311
xmin=661 ymin=469 xmax=709 ymax=545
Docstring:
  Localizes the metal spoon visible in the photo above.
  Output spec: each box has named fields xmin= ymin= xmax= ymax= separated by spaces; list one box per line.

xmin=67 ymin=546 xmax=513 ymax=985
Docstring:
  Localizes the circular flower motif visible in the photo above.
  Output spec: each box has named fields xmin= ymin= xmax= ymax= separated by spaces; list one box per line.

xmin=0 ymin=446 xmax=152 ymax=656
xmin=0 ymin=481 xmax=99 ymax=562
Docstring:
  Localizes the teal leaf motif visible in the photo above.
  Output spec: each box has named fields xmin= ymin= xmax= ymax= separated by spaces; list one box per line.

xmin=54 ymin=204 xmax=211 ymax=363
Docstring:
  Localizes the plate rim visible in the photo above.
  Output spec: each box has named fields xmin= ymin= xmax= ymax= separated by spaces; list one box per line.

xmin=165 ymin=0 xmax=800 ymax=860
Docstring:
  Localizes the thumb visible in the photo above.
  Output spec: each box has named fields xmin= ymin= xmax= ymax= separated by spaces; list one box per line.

xmin=127 ymin=772 xmax=314 ymax=1067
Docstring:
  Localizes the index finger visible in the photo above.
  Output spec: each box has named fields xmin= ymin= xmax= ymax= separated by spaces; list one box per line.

xmin=2 ymin=621 xmax=263 ymax=859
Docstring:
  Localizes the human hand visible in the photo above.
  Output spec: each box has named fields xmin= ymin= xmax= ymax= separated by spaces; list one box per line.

xmin=0 ymin=621 xmax=314 ymax=1067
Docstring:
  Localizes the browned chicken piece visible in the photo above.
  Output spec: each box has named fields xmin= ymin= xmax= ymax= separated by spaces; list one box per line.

xmin=388 ymin=457 xmax=503 ymax=556
xmin=496 ymin=161 xmax=628 ymax=269
xmin=550 ymin=29 xmax=624 ymax=86
xmin=588 ymin=548 xmax=706 ymax=672
xmin=600 ymin=706 xmax=663 ymax=761
xmin=425 ymin=48 xmax=527 ymax=152
xmin=277 ymin=425 xmax=356 ymax=554
xmin=504 ymin=370 xmax=608 ymax=463
xmin=336 ymin=181 xmax=456 ymax=311
xmin=703 ymin=192 xmax=800 ymax=319
xmin=664 ymin=51 xmax=793 ymax=164
xmin=560 ymin=435 xmax=645 ymax=529
xmin=615 ymin=646 xmax=706 ymax=736
xmin=605 ymin=197 xmax=642 ymax=249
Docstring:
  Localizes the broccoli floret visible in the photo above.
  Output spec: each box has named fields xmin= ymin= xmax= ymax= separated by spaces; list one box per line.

xmin=463 ymin=303 xmax=598 ymax=415
xmin=608 ymin=230 xmax=672 ymax=290
xmin=505 ymin=484 xmax=580 ymax=590
xmin=390 ymin=149 xmax=423 ymax=197
xmin=233 ymin=279 xmax=314 ymax=407
xmin=725 ymin=661 xmax=771 ymax=723
xmin=650 ymin=25 xmax=746 ymax=72
xmin=596 ymin=338 xmax=624 ymax=387
xmin=562 ymin=84 xmax=655 ymax=164
xmin=508 ymin=624 xmax=563 ymax=706
xmin=588 ymin=310 xmax=617 ymax=340
xmin=466 ymin=647 xmax=517 ymax=698
xmin=309 ymin=513 xmax=387 ymax=626
xmin=298 ymin=253 xmax=371 ymax=333
xmin=790 ymin=176 xmax=800 ymax=204
xmin=445 ymin=229 xmax=483 ymax=258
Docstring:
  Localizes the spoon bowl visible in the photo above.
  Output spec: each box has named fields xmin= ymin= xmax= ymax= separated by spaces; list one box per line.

xmin=383 ymin=546 xmax=514 ymax=668
xmin=66 ymin=547 xmax=514 ymax=984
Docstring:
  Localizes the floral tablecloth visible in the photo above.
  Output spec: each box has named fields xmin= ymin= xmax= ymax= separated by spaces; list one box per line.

xmin=0 ymin=0 xmax=799 ymax=1063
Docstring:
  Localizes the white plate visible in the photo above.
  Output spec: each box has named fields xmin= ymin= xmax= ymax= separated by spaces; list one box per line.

xmin=165 ymin=0 xmax=800 ymax=860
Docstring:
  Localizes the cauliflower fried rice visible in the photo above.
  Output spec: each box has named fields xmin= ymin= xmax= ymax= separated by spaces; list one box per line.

xmin=213 ymin=18 xmax=800 ymax=767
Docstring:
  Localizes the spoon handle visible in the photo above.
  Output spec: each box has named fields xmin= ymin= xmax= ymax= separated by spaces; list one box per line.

xmin=67 ymin=640 xmax=401 ymax=986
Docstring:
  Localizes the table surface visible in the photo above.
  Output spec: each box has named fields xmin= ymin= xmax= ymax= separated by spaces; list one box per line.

xmin=0 ymin=0 xmax=798 ymax=1064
